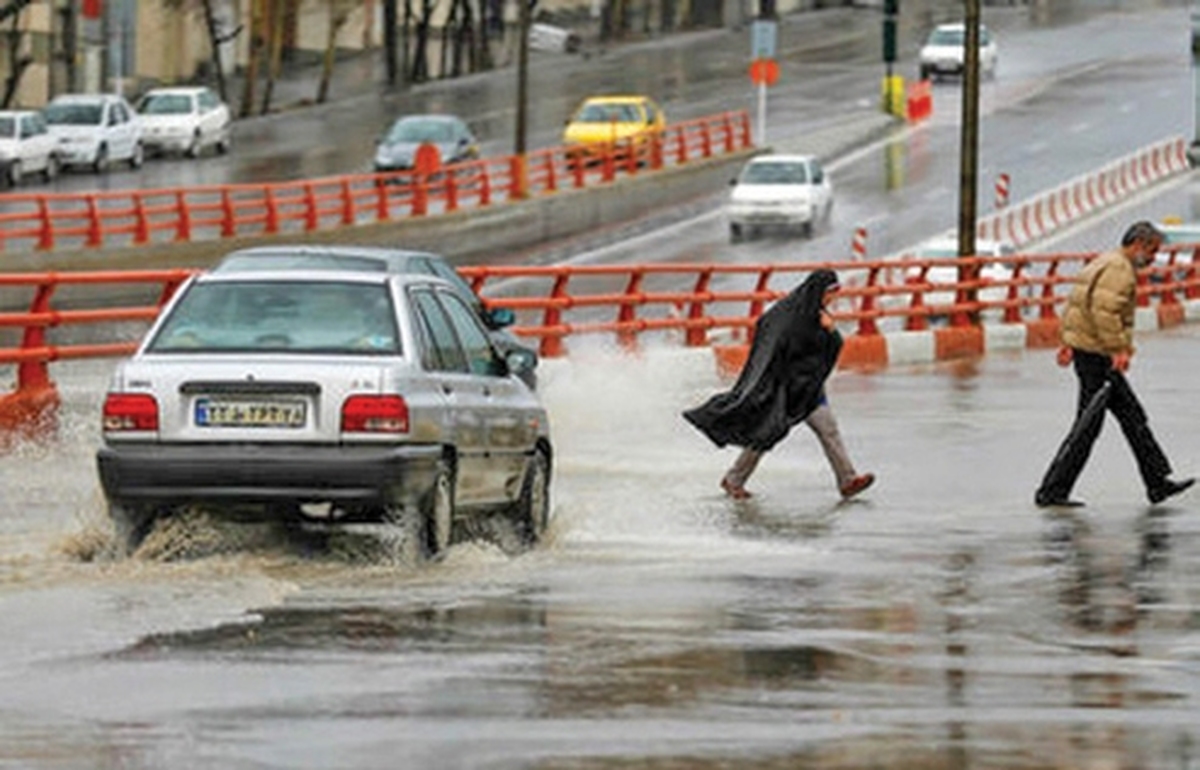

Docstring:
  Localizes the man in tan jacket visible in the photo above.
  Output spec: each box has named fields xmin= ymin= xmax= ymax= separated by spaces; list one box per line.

xmin=1035 ymin=221 xmax=1193 ymax=507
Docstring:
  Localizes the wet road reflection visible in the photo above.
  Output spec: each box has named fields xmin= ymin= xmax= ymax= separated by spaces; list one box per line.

xmin=3 ymin=327 xmax=1199 ymax=767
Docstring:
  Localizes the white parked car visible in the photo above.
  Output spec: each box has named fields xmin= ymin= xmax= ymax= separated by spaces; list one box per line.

xmin=918 ymin=23 xmax=999 ymax=81
xmin=0 ymin=110 xmax=59 ymax=185
xmin=726 ymin=154 xmax=834 ymax=243
xmin=904 ymin=236 xmax=1016 ymax=310
xmin=95 ymin=269 xmax=552 ymax=560
xmin=136 ymin=86 xmax=232 ymax=158
xmin=42 ymin=93 xmax=143 ymax=172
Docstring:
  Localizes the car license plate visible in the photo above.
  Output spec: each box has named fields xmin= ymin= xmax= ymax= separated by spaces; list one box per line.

xmin=195 ymin=398 xmax=306 ymax=428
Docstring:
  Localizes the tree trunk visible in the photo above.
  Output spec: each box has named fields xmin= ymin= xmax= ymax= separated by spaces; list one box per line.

xmin=475 ymin=0 xmax=492 ymax=71
xmin=260 ymin=0 xmax=287 ymax=114
xmin=383 ymin=0 xmax=398 ymax=85
xmin=2 ymin=19 xmax=30 ymax=108
xmin=239 ymin=0 xmax=266 ymax=117
xmin=200 ymin=0 xmax=228 ymax=102
xmin=317 ymin=3 xmax=349 ymax=103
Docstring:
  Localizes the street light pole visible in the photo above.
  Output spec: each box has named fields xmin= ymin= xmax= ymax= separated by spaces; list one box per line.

xmin=514 ymin=0 xmax=531 ymax=196
xmin=957 ymin=0 xmax=981 ymax=320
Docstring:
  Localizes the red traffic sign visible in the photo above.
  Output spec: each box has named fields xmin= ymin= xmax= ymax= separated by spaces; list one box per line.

xmin=749 ymin=58 xmax=779 ymax=87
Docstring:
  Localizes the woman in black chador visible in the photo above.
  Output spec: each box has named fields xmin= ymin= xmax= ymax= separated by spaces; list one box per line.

xmin=683 ymin=269 xmax=875 ymax=500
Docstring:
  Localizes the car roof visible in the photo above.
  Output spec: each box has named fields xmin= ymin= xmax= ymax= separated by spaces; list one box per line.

xmin=0 ymin=110 xmax=39 ymax=117
xmin=195 ymin=267 xmax=454 ymax=291
xmin=579 ymin=95 xmax=652 ymax=104
xmin=142 ymin=86 xmax=207 ymax=95
xmin=748 ymin=154 xmax=816 ymax=164
xmin=392 ymin=114 xmax=462 ymax=124
xmin=213 ymin=245 xmax=448 ymax=275
xmin=914 ymin=236 xmax=1011 ymax=256
xmin=49 ymin=93 xmax=116 ymax=103
xmin=1158 ymin=223 xmax=1200 ymax=244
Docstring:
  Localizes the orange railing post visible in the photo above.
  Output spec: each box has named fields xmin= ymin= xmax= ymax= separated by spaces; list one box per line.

xmin=540 ymin=273 xmax=570 ymax=358
xmin=411 ymin=174 xmax=428 ymax=216
xmin=221 ymin=189 xmax=236 ymax=237
xmin=685 ymin=270 xmax=713 ymax=346
xmin=341 ymin=179 xmax=356 ymax=225
xmin=722 ymin=113 xmax=735 ymax=153
xmin=857 ymin=266 xmax=881 ymax=336
xmin=1040 ymin=261 xmax=1061 ymax=320
xmin=446 ymin=171 xmax=459 ymax=212
xmin=700 ymin=122 xmax=713 ymax=158
xmin=264 ymin=187 xmax=280 ymax=234
xmin=86 ymin=197 xmax=103 ymax=247
xmin=133 ymin=192 xmax=149 ymax=244
xmin=304 ymin=183 xmax=319 ymax=231
xmin=174 ymin=190 xmax=191 ymax=242
xmin=36 ymin=196 xmax=53 ymax=251
xmin=617 ymin=270 xmax=644 ymax=351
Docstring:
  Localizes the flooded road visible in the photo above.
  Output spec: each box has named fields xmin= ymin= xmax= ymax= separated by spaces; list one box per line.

xmin=2 ymin=323 xmax=1200 ymax=768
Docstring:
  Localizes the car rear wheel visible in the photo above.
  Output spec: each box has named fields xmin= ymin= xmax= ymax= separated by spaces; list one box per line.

xmin=129 ymin=142 xmax=144 ymax=169
xmin=729 ymin=223 xmax=743 ymax=244
xmin=420 ymin=461 xmax=455 ymax=559
xmin=186 ymin=131 xmax=202 ymax=159
xmin=8 ymin=160 xmax=21 ymax=187
xmin=509 ymin=449 xmax=550 ymax=547
xmin=43 ymin=155 xmax=59 ymax=182
xmin=109 ymin=500 xmax=155 ymax=556
xmin=92 ymin=144 xmax=108 ymax=173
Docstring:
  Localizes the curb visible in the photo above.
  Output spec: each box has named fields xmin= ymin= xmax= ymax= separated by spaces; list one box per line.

xmin=710 ymin=299 xmax=1200 ymax=377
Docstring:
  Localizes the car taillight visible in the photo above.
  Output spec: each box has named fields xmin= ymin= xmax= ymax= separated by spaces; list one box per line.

xmin=102 ymin=393 xmax=159 ymax=432
xmin=341 ymin=395 xmax=409 ymax=434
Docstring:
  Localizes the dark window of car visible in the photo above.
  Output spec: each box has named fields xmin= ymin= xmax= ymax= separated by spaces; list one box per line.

xmin=0 ymin=117 xmax=13 ymax=138
xmin=43 ymin=102 xmax=103 ymax=126
xmin=386 ymin=117 xmax=457 ymax=144
xmin=148 ymin=280 xmax=400 ymax=355
xmin=740 ymin=161 xmax=808 ymax=185
xmin=138 ymin=93 xmax=194 ymax=115
xmin=30 ymin=114 xmax=46 ymax=135
xmin=198 ymin=91 xmax=220 ymax=111
xmin=643 ymin=101 xmax=658 ymax=124
xmin=411 ymin=288 xmax=469 ymax=373
xmin=409 ymin=255 xmax=480 ymax=309
xmin=437 ymin=290 xmax=505 ymax=377
xmin=18 ymin=116 xmax=34 ymax=138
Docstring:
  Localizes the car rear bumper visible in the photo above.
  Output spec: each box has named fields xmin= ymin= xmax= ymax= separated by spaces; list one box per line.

xmin=729 ymin=209 xmax=814 ymax=227
xmin=97 ymin=442 xmax=444 ymax=507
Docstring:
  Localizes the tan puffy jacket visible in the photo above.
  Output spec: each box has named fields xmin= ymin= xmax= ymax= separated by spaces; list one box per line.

xmin=1060 ymin=248 xmax=1136 ymax=355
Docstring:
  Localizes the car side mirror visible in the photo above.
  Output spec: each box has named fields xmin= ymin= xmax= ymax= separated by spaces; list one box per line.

xmin=505 ymin=349 xmax=536 ymax=377
xmin=487 ymin=307 xmax=516 ymax=329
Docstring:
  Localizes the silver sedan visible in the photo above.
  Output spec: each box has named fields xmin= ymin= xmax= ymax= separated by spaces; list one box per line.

xmin=95 ymin=269 xmax=551 ymax=561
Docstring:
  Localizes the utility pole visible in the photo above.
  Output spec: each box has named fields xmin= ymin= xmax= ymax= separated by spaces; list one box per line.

xmin=514 ymin=0 xmax=531 ymax=195
xmin=383 ymin=0 xmax=398 ymax=86
xmin=1190 ymin=0 xmax=1200 ymax=165
xmin=957 ymin=0 xmax=981 ymax=321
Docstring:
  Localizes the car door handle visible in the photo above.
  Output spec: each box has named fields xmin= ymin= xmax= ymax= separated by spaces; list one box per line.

xmin=441 ymin=384 xmax=453 ymax=395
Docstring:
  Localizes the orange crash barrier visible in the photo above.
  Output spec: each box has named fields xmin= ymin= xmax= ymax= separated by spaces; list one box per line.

xmin=0 ymin=111 xmax=753 ymax=255
xmin=2 ymin=246 xmax=1197 ymax=445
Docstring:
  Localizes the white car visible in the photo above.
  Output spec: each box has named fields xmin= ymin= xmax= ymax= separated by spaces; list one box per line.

xmin=42 ymin=93 xmax=144 ymax=172
xmin=918 ymin=23 xmax=999 ymax=81
xmin=904 ymin=236 xmax=1016 ymax=310
xmin=136 ymin=86 xmax=232 ymax=158
xmin=0 ymin=110 xmax=59 ymax=185
xmin=726 ymin=154 xmax=834 ymax=242
xmin=95 ymin=269 xmax=552 ymax=560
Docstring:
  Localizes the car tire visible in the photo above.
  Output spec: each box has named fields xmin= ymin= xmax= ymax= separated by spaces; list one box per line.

xmin=109 ymin=500 xmax=155 ymax=556
xmin=420 ymin=460 xmax=455 ymax=559
xmin=509 ymin=449 xmax=550 ymax=547
xmin=43 ymin=155 xmax=59 ymax=182
xmin=186 ymin=131 xmax=202 ymax=159
xmin=129 ymin=142 xmax=144 ymax=169
xmin=729 ymin=223 xmax=743 ymax=244
xmin=919 ymin=65 xmax=931 ymax=81
xmin=8 ymin=160 xmax=21 ymax=187
xmin=92 ymin=144 xmax=108 ymax=174
xmin=216 ymin=131 xmax=231 ymax=155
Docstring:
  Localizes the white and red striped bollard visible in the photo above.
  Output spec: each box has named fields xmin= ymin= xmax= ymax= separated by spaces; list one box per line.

xmin=994 ymin=172 xmax=1010 ymax=210
xmin=851 ymin=226 xmax=867 ymax=261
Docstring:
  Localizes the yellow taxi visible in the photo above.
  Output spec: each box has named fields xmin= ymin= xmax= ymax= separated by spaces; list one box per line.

xmin=562 ymin=95 xmax=666 ymax=160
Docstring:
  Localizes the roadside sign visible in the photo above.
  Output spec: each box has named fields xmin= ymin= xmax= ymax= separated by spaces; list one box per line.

xmin=748 ymin=58 xmax=780 ymax=86
xmin=751 ymin=19 xmax=777 ymax=60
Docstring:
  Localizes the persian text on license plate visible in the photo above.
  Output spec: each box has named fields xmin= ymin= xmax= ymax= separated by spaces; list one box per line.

xmin=195 ymin=399 xmax=306 ymax=428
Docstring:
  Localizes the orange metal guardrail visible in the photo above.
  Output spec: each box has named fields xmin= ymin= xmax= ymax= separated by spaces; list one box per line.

xmin=2 ymin=245 xmax=1197 ymax=444
xmin=0 ymin=111 xmax=752 ymax=255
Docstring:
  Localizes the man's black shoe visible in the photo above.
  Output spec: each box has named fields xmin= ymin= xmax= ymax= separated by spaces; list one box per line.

xmin=1148 ymin=477 xmax=1196 ymax=505
xmin=1035 ymin=492 xmax=1085 ymax=508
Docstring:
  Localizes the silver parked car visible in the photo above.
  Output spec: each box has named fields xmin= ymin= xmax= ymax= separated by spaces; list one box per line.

xmin=95 ymin=269 xmax=552 ymax=559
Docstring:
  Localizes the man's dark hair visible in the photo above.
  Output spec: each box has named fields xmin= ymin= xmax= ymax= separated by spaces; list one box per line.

xmin=1121 ymin=220 xmax=1163 ymax=247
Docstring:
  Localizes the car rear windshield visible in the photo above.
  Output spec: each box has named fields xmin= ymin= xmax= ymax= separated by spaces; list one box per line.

xmin=387 ymin=119 xmax=456 ymax=143
xmin=741 ymin=162 xmax=808 ymax=185
xmin=138 ymin=94 xmax=193 ymax=115
xmin=43 ymin=103 xmax=103 ymax=126
xmin=929 ymin=28 xmax=964 ymax=45
xmin=148 ymin=280 xmax=401 ymax=355
xmin=575 ymin=103 xmax=642 ymax=123
xmin=214 ymin=254 xmax=389 ymax=273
